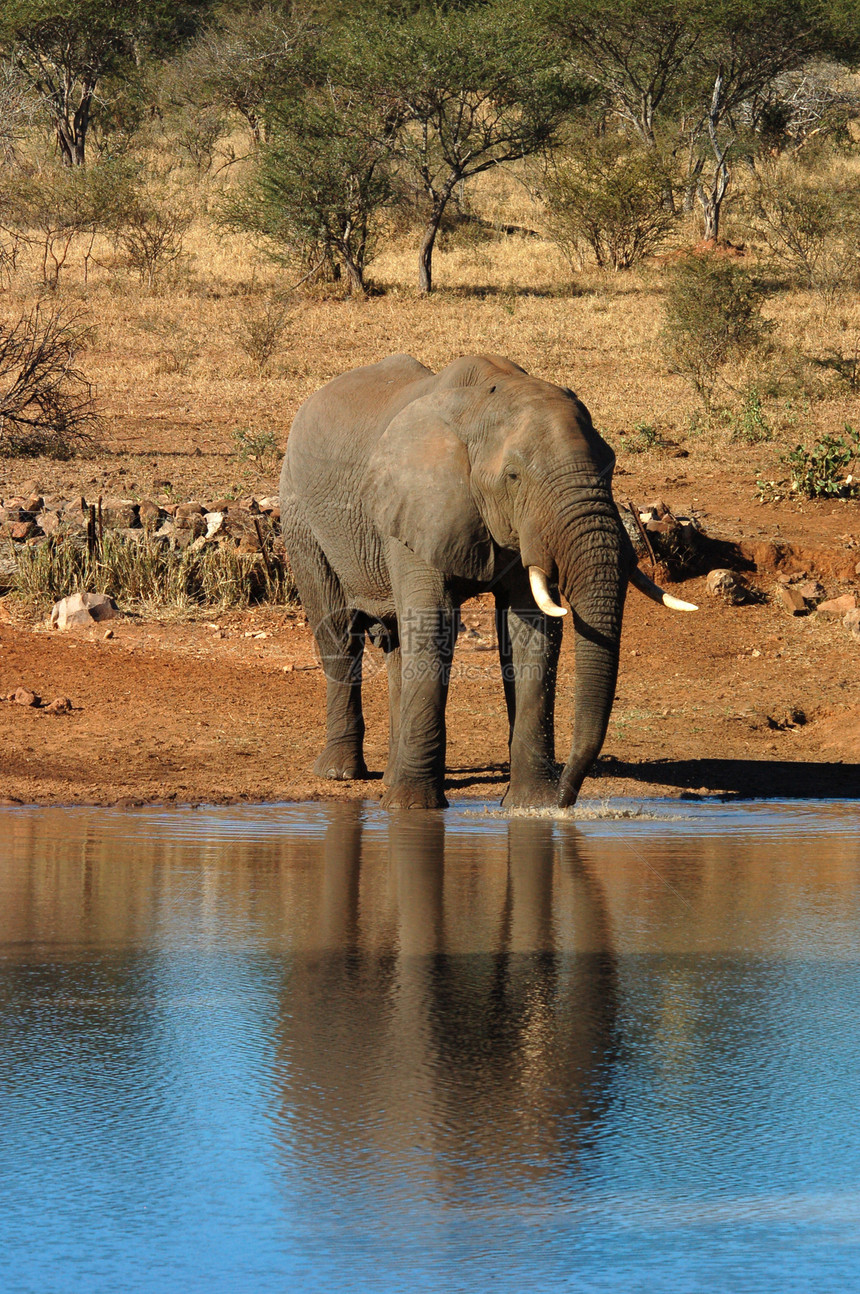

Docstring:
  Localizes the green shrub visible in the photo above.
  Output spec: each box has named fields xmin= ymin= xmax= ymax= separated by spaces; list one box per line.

xmin=542 ymin=137 xmax=676 ymax=273
xmin=784 ymin=424 xmax=859 ymax=499
xmin=662 ymin=255 xmax=773 ymax=413
xmin=728 ymin=387 xmax=772 ymax=443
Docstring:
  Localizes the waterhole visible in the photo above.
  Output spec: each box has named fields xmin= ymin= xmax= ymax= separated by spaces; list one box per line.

xmin=1 ymin=799 xmax=859 ymax=1293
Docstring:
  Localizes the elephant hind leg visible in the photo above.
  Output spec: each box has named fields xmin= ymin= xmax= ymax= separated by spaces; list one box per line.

xmin=286 ymin=519 xmax=368 ymax=782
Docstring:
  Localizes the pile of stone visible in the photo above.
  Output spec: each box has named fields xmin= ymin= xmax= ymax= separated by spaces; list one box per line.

xmin=621 ymin=498 xmax=703 ymax=578
xmin=0 ymin=489 xmax=284 ymax=578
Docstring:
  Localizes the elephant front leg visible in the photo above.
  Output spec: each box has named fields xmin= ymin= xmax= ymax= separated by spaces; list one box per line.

xmin=381 ymin=604 xmax=456 ymax=810
xmin=312 ymin=609 xmax=369 ymax=782
xmin=499 ymin=602 xmax=563 ymax=810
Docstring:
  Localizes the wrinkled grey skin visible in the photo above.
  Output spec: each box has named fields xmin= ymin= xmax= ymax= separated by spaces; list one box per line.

xmin=280 ymin=353 xmax=632 ymax=810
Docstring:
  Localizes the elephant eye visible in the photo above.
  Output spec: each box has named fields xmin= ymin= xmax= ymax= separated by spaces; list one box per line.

xmin=505 ymin=469 xmax=519 ymax=482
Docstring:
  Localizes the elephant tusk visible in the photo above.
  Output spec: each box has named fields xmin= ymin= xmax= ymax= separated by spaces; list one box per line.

xmin=529 ymin=566 xmax=568 ymax=617
xmin=629 ymin=564 xmax=698 ymax=611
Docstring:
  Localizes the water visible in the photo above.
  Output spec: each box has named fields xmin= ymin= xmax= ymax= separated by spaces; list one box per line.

xmin=1 ymin=798 xmax=859 ymax=1294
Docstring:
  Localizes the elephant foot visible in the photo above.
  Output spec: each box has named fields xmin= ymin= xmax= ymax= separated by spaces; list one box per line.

xmin=313 ymin=745 xmax=369 ymax=781
xmin=557 ymin=761 xmax=586 ymax=808
xmin=502 ymin=779 xmax=559 ymax=811
xmin=381 ymin=780 xmax=447 ymax=810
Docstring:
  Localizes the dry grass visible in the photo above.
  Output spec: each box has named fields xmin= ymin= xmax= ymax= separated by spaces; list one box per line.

xmin=1 ymin=158 xmax=859 ymax=509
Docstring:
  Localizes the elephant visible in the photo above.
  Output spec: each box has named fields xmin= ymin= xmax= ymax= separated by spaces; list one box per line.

xmin=279 ymin=353 xmax=695 ymax=810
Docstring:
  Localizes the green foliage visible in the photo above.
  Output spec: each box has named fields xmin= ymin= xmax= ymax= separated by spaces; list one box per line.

xmin=662 ymin=254 xmax=774 ymax=412
xmin=784 ymin=424 xmax=860 ymax=498
xmin=221 ymin=89 xmax=395 ymax=294
xmin=541 ymin=135 xmax=676 ymax=271
xmin=0 ymin=304 xmax=99 ymax=458
xmin=727 ymin=386 xmax=772 ymax=443
xmin=619 ymin=420 xmax=669 ymax=453
xmin=352 ymin=0 xmax=577 ymax=290
xmin=1 ymin=0 xmax=215 ymax=163
xmin=13 ymin=530 xmax=296 ymax=609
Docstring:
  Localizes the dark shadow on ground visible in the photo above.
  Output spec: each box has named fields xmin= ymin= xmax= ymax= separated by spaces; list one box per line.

xmin=443 ymin=756 xmax=860 ymax=799
xmin=594 ymin=756 xmax=860 ymax=799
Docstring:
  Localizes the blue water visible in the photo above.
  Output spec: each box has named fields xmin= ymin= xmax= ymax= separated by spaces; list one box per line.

xmin=1 ymin=799 xmax=859 ymax=1293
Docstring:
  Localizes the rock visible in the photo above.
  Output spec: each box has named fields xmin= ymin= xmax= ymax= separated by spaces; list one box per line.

xmin=37 ymin=509 xmax=61 ymax=536
xmin=239 ymin=496 xmax=260 ymax=513
xmin=237 ymin=533 xmax=261 ymax=554
xmin=175 ymin=511 xmax=206 ymax=538
xmin=0 ymin=556 xmax=17 ymax=588
xmin=139 ymin=499 xmax=162 ymax=528
xmin=204 ymin=511 xmax=225 ymax=537
xmin=797 ymin=579 xmax=826 ymax=604
xmin=13 ymin=687 xmax=38 ymax=706
xmin=7 ymin=521 xmax=34 ymax=541
xmin=24 ymin=494 xmax=44 ymax=513
xmin=174 ymin=527 xmax=198 ymax=550
xmin=0 ymin=507 xmax=34 ymax=526
xmin=775 ymin=584 xmax=807 ymax=616
xmin=776 ymin=571 xmax=806 ymax=584
xmin=707 ymin=569 xmax=748 ymax=603
xmin=855 ymin=560 xmax=860 ymax=576
xmin=843 ymin=609 xmax=860 ymax=641
xmin=223 ymin=510 xmax=256 ymax=536
xmin=43 ymin=696 xmax=72 ymax=714
xmin=102 ymin=501 xmax=139 ymax=529
xmin=257 ymin=496 xmax=280 ymax=513
xmin=175 ymin=502 xmax=205 ymax=520
xmin=155 ymin=519 xmax=175 ymax=539
xmin=208 ymin=498 xmax=233 ymax=513
xmin=650 ymin=498 xmax=670 ymax=519
xmin=818 ymin=593 xmax=857 ymax=616
xmin=50 ymin=591 xmax=118 ymax=630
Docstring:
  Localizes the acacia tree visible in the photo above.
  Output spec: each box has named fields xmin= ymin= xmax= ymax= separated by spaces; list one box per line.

xmin=549 ymin=0 xmax=860 ymax=240
xmin=544 ymin=0 xmax=706 ymax=150
xmin=0 ymin=0 xmax=213 ymax=164
xmin=687 ymin=0 xmax=860 ymax=240
xmin=222 ymin=87 xmax=397 ymax=295
xmin=356 ymin=3 xmax=573 ymax=293
xmin=175 ymin=3 xmax=318 ymax=149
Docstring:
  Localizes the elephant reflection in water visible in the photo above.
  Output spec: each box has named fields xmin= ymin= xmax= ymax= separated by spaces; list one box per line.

xmin=274 ymin=804 xmax=618 ymax=1191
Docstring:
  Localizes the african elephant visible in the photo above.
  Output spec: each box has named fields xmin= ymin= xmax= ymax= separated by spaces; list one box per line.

xmin=280 ymin=353 xmax=695 ymax=810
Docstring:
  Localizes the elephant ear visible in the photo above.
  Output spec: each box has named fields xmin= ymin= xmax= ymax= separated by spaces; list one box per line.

xmin=365 ymin=396 xmax=494 ymax=581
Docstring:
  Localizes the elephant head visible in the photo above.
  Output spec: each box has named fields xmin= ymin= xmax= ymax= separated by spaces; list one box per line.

xmin=368 ymin=355 xmax=694 ymax=807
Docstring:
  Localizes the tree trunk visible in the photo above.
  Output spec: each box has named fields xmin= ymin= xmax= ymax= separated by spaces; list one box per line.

xmin=418 ymin=211 xmax=440 ymax=294
xmin=418 ymin=177 xmax=459 ymax=294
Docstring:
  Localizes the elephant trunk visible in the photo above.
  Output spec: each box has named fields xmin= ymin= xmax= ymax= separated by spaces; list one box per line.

xmin=553 ymin=495 xmax=627 ymax=808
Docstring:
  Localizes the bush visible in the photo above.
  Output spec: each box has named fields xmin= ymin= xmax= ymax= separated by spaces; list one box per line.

xmin=541 ymin=137 xmax=676 ymax=273
xmin=662 ymin=255 xmax=773 ymax=413
xmin=0 ymin=305 xmax=99 ymax=458
xmin=110 ymin=168 xmax=195 ymax=289
xmin=0 ymin=161 xmax=121 ymax=287
xmin=785 ymin=424 xmax=859 ymax=498
xmin=743 ymin=161 xmax=860 ymax=300
xmin=229 ymin=296 xmax=293 ymax=372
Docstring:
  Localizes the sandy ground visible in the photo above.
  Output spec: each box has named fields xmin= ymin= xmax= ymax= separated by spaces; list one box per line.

xmin=2 ymin=468 xmax=858 ymax=808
